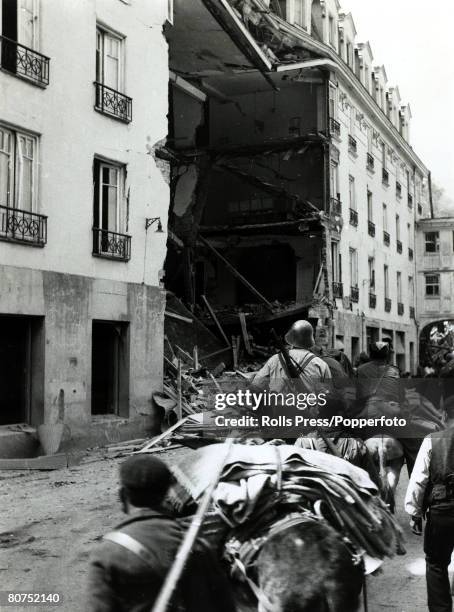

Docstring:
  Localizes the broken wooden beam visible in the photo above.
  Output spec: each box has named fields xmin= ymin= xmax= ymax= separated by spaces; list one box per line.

xmin=201 ymin=294 xmax=231 ymax=347
xmin=239 ymin=312 xmax=253 ymax=355
xmin=165 ymin=311 xmax=193 ymax=324
xmin=198 ymin=236 xmax=275 ymax=312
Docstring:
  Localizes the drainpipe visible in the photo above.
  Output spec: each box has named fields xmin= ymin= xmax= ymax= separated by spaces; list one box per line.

xmin=428 ymin=171 xmax=434 ymax=219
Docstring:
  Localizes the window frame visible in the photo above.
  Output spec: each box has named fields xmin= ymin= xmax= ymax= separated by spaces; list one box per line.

xmin=96 ymin=25 xmax=125 ymax=93
xmin=349 ymin=247 xmax=358 ymax=288
xmin=425 ymin=274 xmax=440 ymax=297
xmin=368 ymin=257 xmax=375 ymax=289
xmin=367 ymin=190 xmax=373 ymax=221
xmin=0 ymin=124 xmax=39 ymax=213
xmin=93 ymin=158 xmax=126 ymax=236
xmin=425 ymin=231 xmax=440 ymax=253
xmin=384 ymin=264 xmax=389 ymax=299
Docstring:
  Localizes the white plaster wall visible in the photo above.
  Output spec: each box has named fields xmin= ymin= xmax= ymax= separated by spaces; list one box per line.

xmin=0 ymin=0 xmax=169 ymax=288
xmin=334 ymin=82 xmax=421 ymax=329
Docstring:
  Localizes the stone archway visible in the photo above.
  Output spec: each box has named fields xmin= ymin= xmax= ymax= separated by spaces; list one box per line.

xmin=419 ymin=319 xmax=454 ymax=368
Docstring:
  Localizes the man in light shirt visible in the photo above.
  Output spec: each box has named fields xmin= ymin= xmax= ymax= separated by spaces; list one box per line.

xmin=405 ymin=411 xmax=454 ymax=612
xmin=251 ymin=320 xmax=331 ymax=395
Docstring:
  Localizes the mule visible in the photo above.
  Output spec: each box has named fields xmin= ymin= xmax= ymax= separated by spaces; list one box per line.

xmin=364 ymin=435 xmax=405 ymax=513
xmin=254 ymin=519 xmax=363 ymax=612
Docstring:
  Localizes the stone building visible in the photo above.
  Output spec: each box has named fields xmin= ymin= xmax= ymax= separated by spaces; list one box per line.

xmin=164 ymin=0 xmax=430 ymax=373
xmin=0 ymin=0 xmax=170 ymax=452
xmin=416 ymin=217 xmax=454 ymax=365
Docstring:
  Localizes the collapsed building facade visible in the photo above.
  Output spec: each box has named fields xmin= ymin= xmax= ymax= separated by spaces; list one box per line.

xmin=164 ymin=0 xmax=431 ymax=372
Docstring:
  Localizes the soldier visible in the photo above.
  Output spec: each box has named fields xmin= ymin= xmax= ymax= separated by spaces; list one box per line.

xmin=405 ymin=410 xmax=454 ymax=612
xmin=87 ymin=455 xmax=235 ymax=612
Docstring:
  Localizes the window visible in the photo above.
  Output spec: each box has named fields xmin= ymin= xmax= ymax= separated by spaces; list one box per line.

xmin=396 ymin=215 xmax=400 ymax=240
xmin=0 ymin=125 xmax=37 ymax=212
xmin=409 ymin=276 xmax=414 ymax=303
xmin=328 ymin=15 xmax=336 ymax=46
xmin=368 ymin=257 xmax=375 ymax=289
xmin=425 ymin=274 xmax=440 ymax=297
xmin=349 ymin=176 xmax=356 ymax=210
xmin=364 ymin=65 xmax=369 ymax=93
xmin=329 ymin=84 xmax=337 ymax=120
xmin=382 ymin=204 xmax=388 ymax=231
xmin=293 ymin=0 xmax=305 ymax=27
xmin=346 ymin=42 xmax=353 ymax=68
xmin=1 ymin=0 xmax=38 ymax=48
xmin=93 ymin=159 xmax=130 ymax=260
xmin=381 ymin=142 xmax=387 ymax=169
xmin=167 ymin=0 xmax=174 ymax=24
xmin=349 ymin=106 xmax=356 ymax=135
xmin=96 ymin=26 xmax=124 ymax=92
xmin=367 ymin=190 xmax=373 ymax=221
xmin=407 ymin=223 xmax=412 ymax=245
xmin=384 ymin=265 xmax=389 ymax=298
xmin=330 ymin=161 xmax=339 ymax=199
xmin=425 ymin=232 xmax=440 ymax=253
xmin=367 ymin=126 xmax=373 ymax=154
xmin=397 ymin=272 xmax=402 ymax=302
xmin=349 ymin=248 xmax=358 ymax=287
xmin=331 ymin=241 xmax=341 ymax=282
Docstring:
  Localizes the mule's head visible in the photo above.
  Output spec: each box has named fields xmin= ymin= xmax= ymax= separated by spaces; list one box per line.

xmin=256 ymin=520 xmax=362 ymax=612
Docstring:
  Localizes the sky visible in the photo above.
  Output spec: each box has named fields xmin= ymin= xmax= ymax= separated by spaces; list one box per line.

xmin=340 ymin=0 xmax=454 ymax=202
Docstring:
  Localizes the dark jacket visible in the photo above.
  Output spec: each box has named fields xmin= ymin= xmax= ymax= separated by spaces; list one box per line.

xmin=86 ymin=510 xmax=236 ymax=612
xmin=356 ymin=360 xmax=404 ymax=405
xmin=428 ymin=428 xmax=454 ymax=513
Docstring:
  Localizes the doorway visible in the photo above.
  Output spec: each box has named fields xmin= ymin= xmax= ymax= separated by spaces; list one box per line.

xmin=91 ymin=321 xmax=129 ymax=416
xmin=0 ymin=315 xmax=44 ymax=425
xmin=351 ymin=336 xmax=360 ymax=365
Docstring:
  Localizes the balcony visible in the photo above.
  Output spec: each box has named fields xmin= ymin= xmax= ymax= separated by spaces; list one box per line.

xmin=349 ymin=208 xmax=358 ymax=227
xmin=384 ymin=297 xmax=392 ymax=312
xmin=348 ymin=135 xmax=357 ymax=155
xmin=408 ymin=193 xmax=413 ymax=209
xmin=351 ymin=286 xmax=359 ymax=302
xmin=330 ymin=196 xmax=342 ymax=215
xmin=332 ymin=282 xmax=343 ymax=299
xmin=409 ymin=247 xmax=414 ymax=261
xmin=0 ymin=205 xmax=47 ymax=246
xmin=398 ymin=302 xmax=404 ymax=316
xmin=94 ymin=82 xmax=132 ymax=123
xmin=368 ymin=221 xmax=376 ymax=237
xmin=369 ymin=292 xmax=377 ymax=308
xmin=396 ymin=182 xmax=402 ymax=199
xmin=383 ymin=231 xmax=390 ymax=246
xmin=366 ymin=153 xmax=375 ymax=172
xmin=92 ymin=228 xmax=131 ymax=261
xmin=382 ymin=168 xmax=389 ymax=186
xmin=410 ymin=306 xmax=415 ymax=319
xmin=0 ymin=35 xmax=50 ymax=87
xmin=329 ymin=117 xmax=341 ymax=138
xmin=397 ymin=240 xmax=403 ymax=254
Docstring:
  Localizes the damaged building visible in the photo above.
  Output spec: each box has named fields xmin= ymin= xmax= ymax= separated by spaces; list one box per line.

xmin=0 ymin=0 xmax=170 ymax=454
xmin=163 ymin=0 xmax=431 ymax=372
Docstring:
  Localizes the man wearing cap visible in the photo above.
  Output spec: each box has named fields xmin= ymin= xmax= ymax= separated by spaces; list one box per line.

xmin=251 ymin=320 xmax=331 ymax=395
xmin=87 ymin=455 xmax=236 ymax=612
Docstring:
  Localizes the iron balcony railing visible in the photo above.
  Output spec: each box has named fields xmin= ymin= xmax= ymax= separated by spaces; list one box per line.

xmin=92 ymin=228 xmax=131 ymax=261
xmin=410 ymin=306 xmax=415 ymax=319
xmin=351 ymin=286 xmax=359 ymax=302
xmin=398 ymin=302 xmax=404 ymax=316
xmin=382 ymin=168 xmax=389 ymax=186
xmin=385 ymin=297 xmax=392 ymax=312
xmin=329 ymin=117 xmax=341 ymax=138
xmin=409 ymin=247 xmax=414 ymax=261
xmin=330 ymin=196 xmax=342 ymax=215
xmin=0 ymin=35 xmax=50 ymax=86
xmin=332 ymin=282 xmax=343 ymax=298
xmin=397 ymin=240 xmax=403 ymax=253
xmin=367 ymin=153 xmax=374 ymax=171
xmin=348 ymin=135 xmax=357 ymax=154
xmin=369 ymin=292 xmax=377 ymax=309
xmin=396 ymin=182 xmax=402 ymax=198
xmin=349 ymin=208 xmax=358 ymax=227
xmin=383 ymin=231 xmax=390 ymax=246
xmin=408 ymin=193 xmax=413 ymax=209
xmin=368 ymin=220 xmax=376 ymax=237
xmin=0 ymin=205 xmax=47 ymax=246
xmin=94 ymin=82 xmax=132 ymax=123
